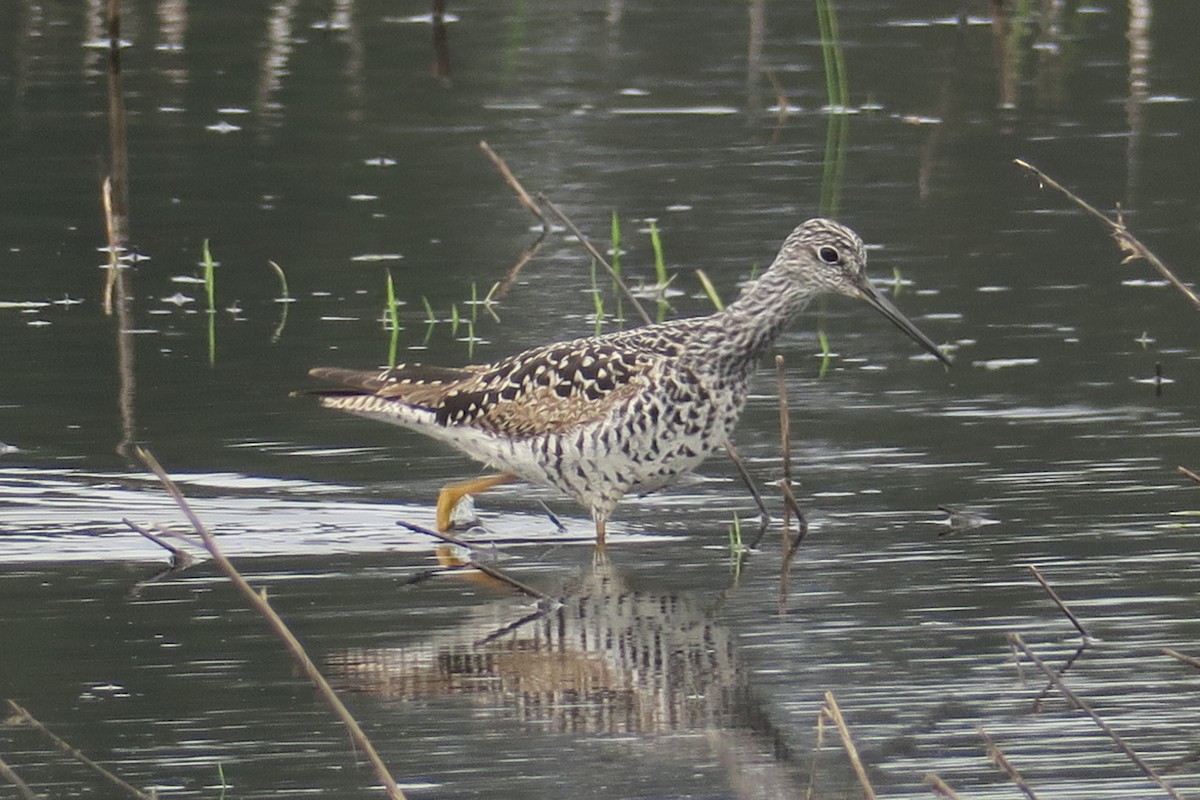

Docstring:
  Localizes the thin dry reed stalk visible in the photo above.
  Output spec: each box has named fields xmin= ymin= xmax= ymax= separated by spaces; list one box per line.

xmin=394 ymin=518 xmax=550 ymax=599
xmin=1162 ymin=647 xmax=1200 ymax=672
xmin=133 ymin=447 xmax=408 ymax=800
xmin=5 ymin=701 xmax=152 ymax=800
xmin=979 ymin=727 xmax=1041 ymax=800
xmin=1009 ymin=633 xmax=1182 ymax=800
xmin=1027 ymin=565 xmax=1089 ymax=639
xmin=1013 ymin=159 xmax=1200 ymax=312
xmin=0 ymin=752 xmax=41 ymax=800
xmin=535 ymin=193 xmax=654 ymax=325
xmin=820 ymin=691 xmax=876 ymax=800
xmin=922 ymin=772 xmax=962 ymax=799
xmin=479 ymin=141 xmax=550 ymax=298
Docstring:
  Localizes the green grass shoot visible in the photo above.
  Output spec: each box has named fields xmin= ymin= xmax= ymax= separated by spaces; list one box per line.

xmin=420 ymin=295 xmax=437 ymax=344
xmin=202 ymin=239 xmax=216 ymax=365
xmin=649 ymin=220 xmax=667 ymax=286
xmin=268 ymin=260 xmax=290 ymax=343
xmin=816 ymin=0 xmax=849 ymax=217
xmin=610 ymin=211 xmax=622 ymax=275
xmin=695 ymin=269 xmax=724 ymax=311
xmin=816 ymin=0 xmax=849 ymax=110
xmin=470 ymin=281 xmax=479 ymax=324
xmin=384 ymin=268 xmax=401 ymax=368
xmin=817 ymin=327 xmax=832 ymax=379
xmin=482 ymin=281 xmax=502 ymax=322
xmin=610 ymin=211 xmax=624 ymax=325
xmin=450 ymin=303 xmax=460 ymax=337
xmin=201 ymin=239 xmax=216 ymax=314
xmin=649 ymin=221 xmax=670 ymax=322
xmin=892 ymin=264 xmax=903 ymax=297
xmin=268 ymin=259 xmax=289 ymax=300
xmin=589 ymin=257 xmax=605 ymax=336
xmin=728 ymin=513 xmax=745 ymax=579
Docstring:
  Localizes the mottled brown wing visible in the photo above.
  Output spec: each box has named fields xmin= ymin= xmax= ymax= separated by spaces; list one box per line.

xmin=433 ymin=341 xmax=659 ymax=437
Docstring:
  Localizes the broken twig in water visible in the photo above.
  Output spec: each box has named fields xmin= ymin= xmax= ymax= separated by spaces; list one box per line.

xmin=535 ymin=499 xmax=567 ymax=532
xmin=1162 ymin=647 xmax=1200 ymax=672
xmin=1027 ymin=564 xmax=1089 ymax=640
xmin=395 ymin=518 xmax=550 ymax=600
xmin=1008 ymin=633 xmax=1183 ymax=800
xmin=774 ymin=353 xmax=808 ymax=612
xmin=922 ymin=772 xmax=963 ymax=799
xmin=123 ymin=518 xmax=196 ymax=569
xmin=1031 ymin=642 xmax=1087 ymax=713
xmin=1013 ymin=159 xmax=1200 ymax=312
xmin=777 ymin=479 xmax=808 ymax=614
xmin=134 ymin=447 xmax=408 ymax=800
xmin=5 ymin=701 xmax=152 ymax=800
xmin=101 ymin=176 xmax=120 ymax=316
xmin=979 ymin=727 xmax=1041 ymax=800
xmin=479 ymin=141 xmax=551 ymax=299
xmin=0 ymin=752 xmax=41 ymax=800
xmin=1177 ymin=466 xmax=1200 ymax=487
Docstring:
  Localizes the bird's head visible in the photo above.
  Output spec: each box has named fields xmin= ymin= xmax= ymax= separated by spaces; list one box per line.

xmin=774 ymin=218 xmax=952 ymax=366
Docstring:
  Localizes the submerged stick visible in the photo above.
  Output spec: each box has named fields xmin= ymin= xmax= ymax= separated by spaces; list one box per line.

xmin=1013 ymin=159 xmax=1200 ymax=312
xmin=101 ymin=176 xmax=120 ymax=316
xmin=123 ymin=518 xmax=196 ymax=569
xmin=106 ymin=0 xmax=121 ymax=47
xmin=1162 ymin=647 xmax=1200 ymax=672
xmin=135 ymin=447 xmax=408 ymax=800
xmin=0 ymin=752 xmax=41 ymax=800
xmin=1009 ymin=633 xmax=1182 ymax=800
xmin=395 ymin=518 xmax=550 ymax=600
xmin=1177 ymin=466 xmax=1200 ymax=487
xmin=479 ymin=141 xmax=551 ymax=298
xmin=979 ymin=727 xmax=1041 ymax=800
xmin=777 ymin=480 xmax=808 ymax=615
xmin=536 ymin=193 xmax=654 ymax=325
xmin=1031 ymin=642 xmax=1087 ymax=713
xmin=922 ymin=773 xmax=962 ymax=799
xmin=820 ymin=692 xmax=876 ymax=800
xmin=1027 ymin=565 xmax=1089 ymax=639
xmin=5 ymin=701 xmax=152 ymax=800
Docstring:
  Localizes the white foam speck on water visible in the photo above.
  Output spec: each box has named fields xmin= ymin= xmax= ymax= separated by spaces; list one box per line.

xmin=973 ymin=357 xmax=1039 ymax=370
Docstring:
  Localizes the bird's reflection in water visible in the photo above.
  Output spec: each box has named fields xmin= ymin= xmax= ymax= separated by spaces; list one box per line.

xmin=327 ymin=556 xmax=809 ymax=798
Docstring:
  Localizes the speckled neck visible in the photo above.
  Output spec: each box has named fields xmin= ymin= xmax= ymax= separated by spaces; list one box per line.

xmin=686 ymin=264 xmax=817 ymax=377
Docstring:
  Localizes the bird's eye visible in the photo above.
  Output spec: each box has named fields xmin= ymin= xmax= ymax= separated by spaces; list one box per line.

xmin=818 ymin=245 xmax=840 ymax=264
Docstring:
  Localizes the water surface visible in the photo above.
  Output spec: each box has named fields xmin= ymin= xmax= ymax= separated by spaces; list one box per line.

xmin=3 ymin=2 xmax=1200 ymax=798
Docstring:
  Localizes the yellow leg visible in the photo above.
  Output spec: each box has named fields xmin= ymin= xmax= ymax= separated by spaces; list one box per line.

xmin=435 ymin=473 xmax=515 ymax=531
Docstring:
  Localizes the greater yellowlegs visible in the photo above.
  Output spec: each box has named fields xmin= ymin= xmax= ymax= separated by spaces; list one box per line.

xmin=308 ymin=218 xmax=949 ymax=548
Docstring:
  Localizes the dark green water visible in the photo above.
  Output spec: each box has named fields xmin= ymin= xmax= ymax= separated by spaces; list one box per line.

xmin=3 ymin=1 xmax=1200 ymax=797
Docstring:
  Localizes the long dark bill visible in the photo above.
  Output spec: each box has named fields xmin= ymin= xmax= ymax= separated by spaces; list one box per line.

xmin=855 ymin=276 xmax=952 ymax=366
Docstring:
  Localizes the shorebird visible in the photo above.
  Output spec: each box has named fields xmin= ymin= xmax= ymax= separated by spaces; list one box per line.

xmin=307 ymin=218 xmax=949 ymax=549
